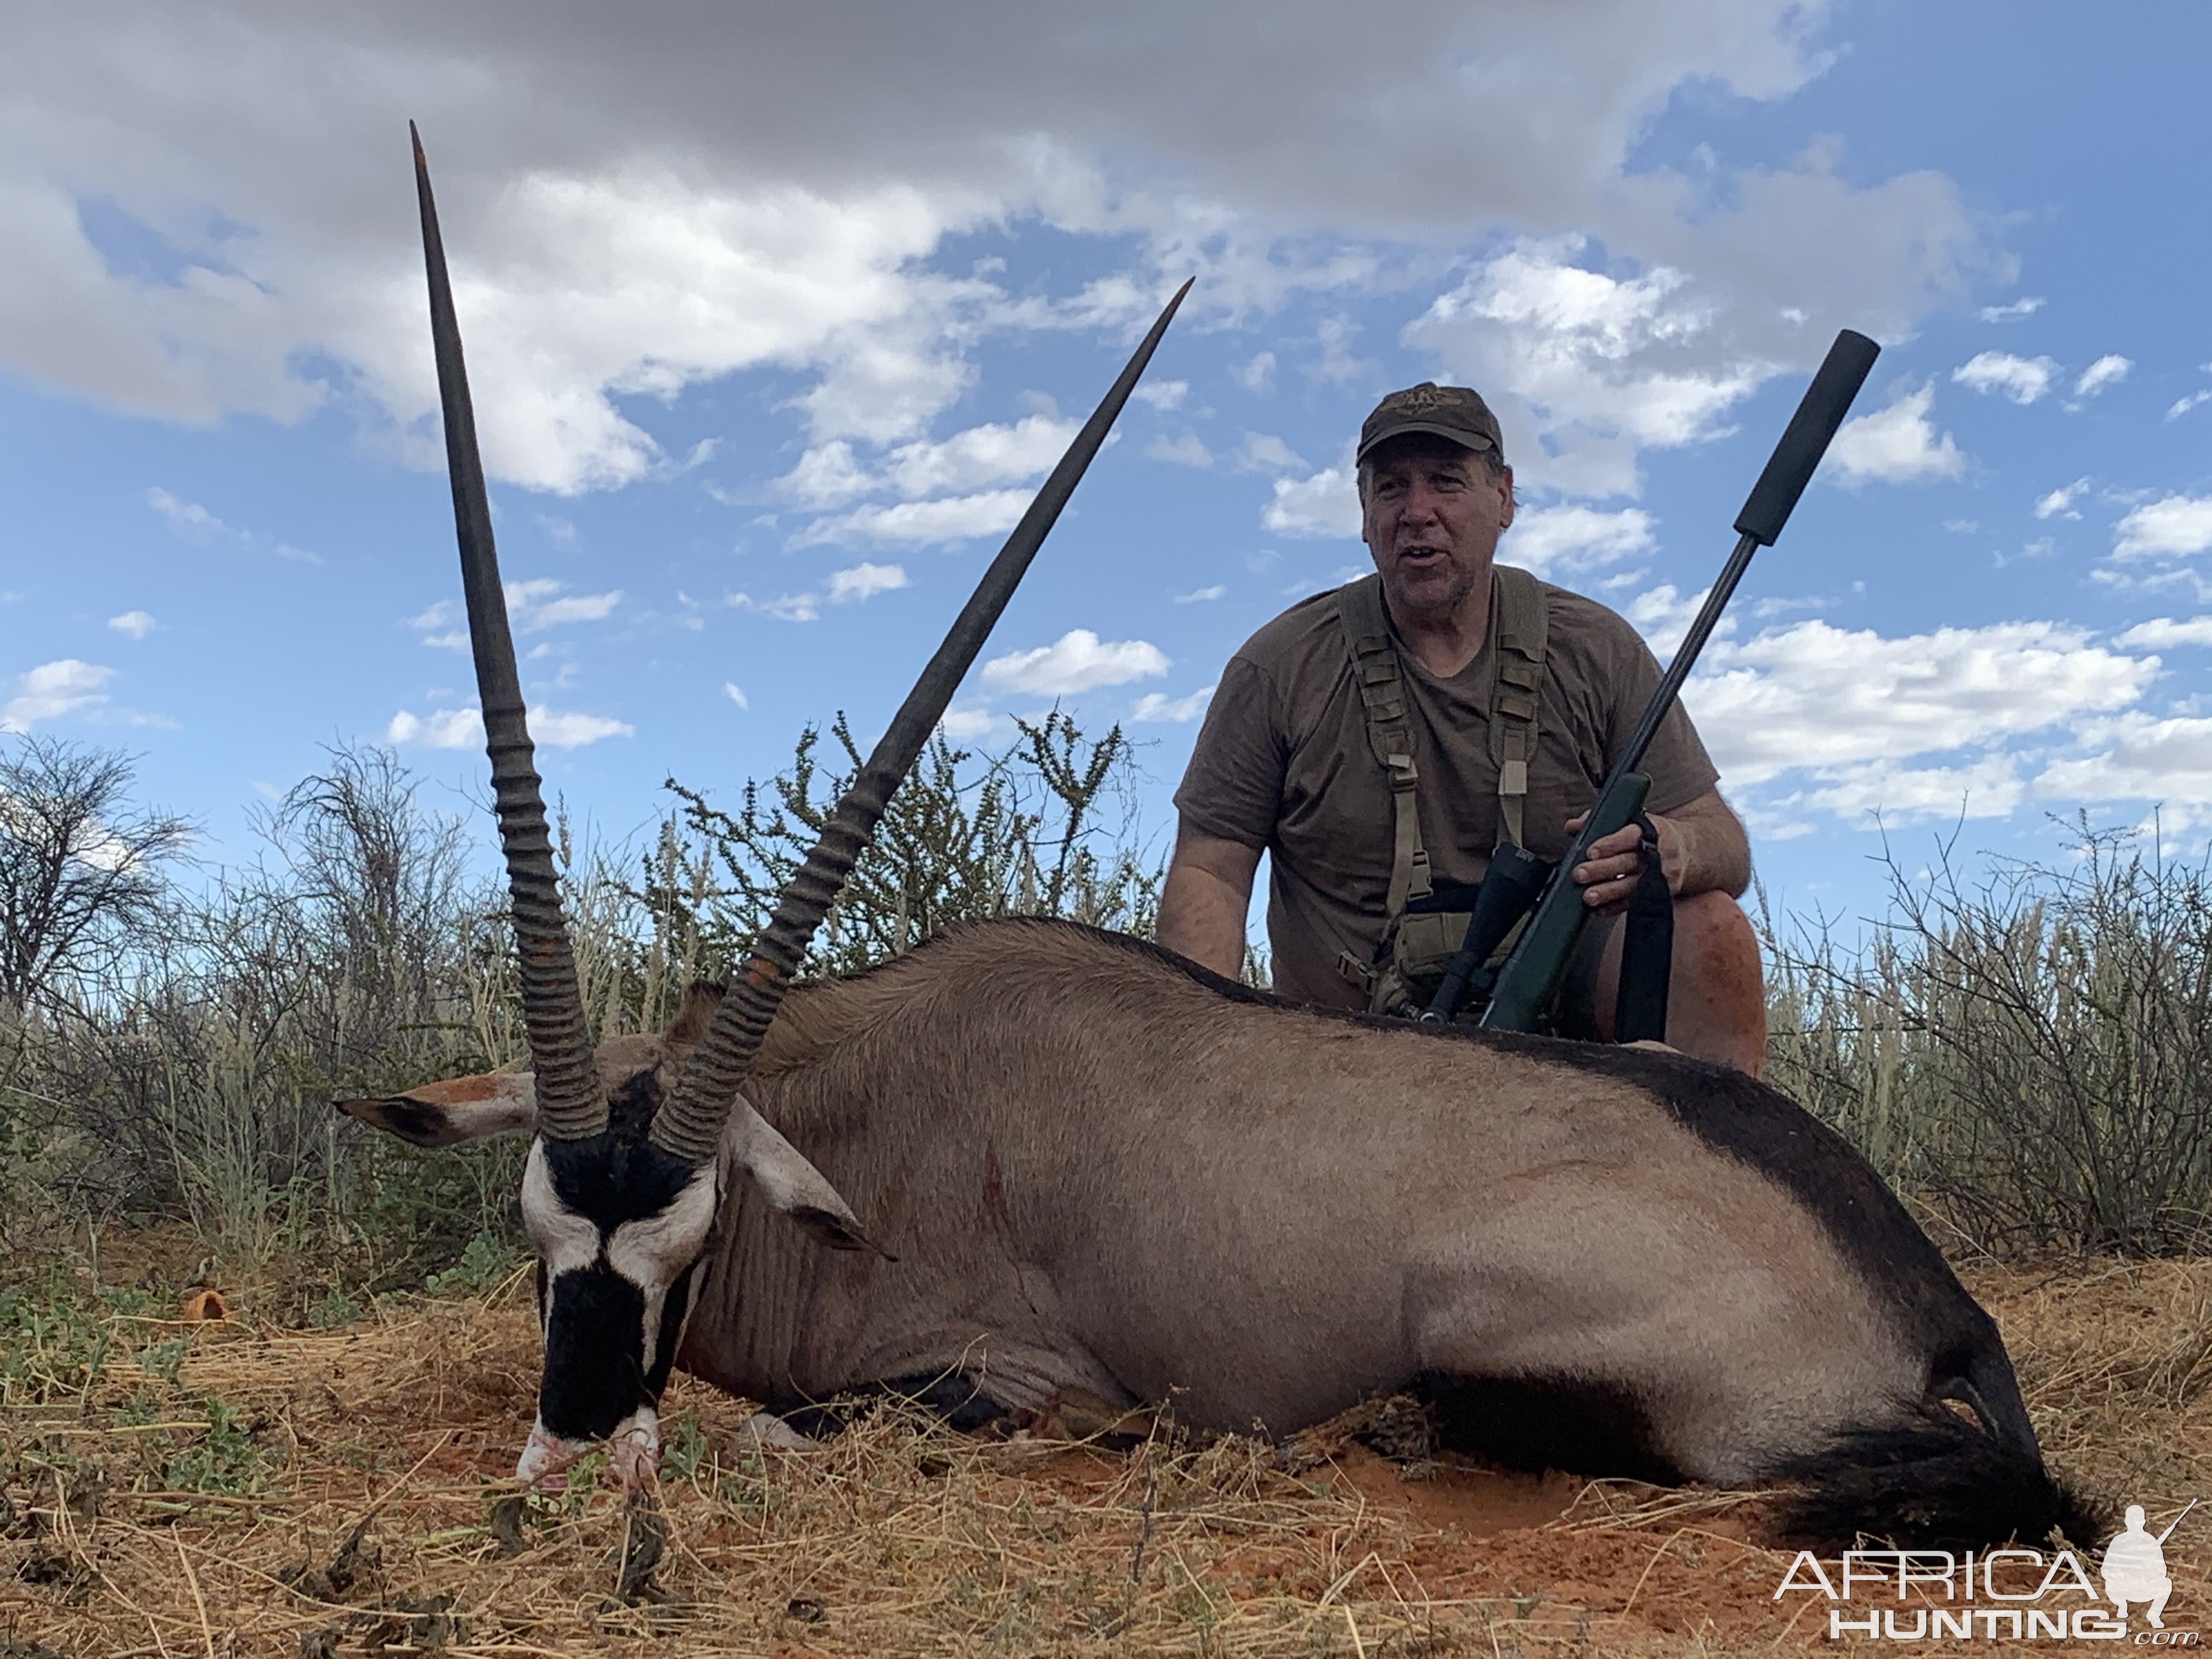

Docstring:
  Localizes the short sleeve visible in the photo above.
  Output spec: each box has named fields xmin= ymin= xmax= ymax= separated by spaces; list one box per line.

xmin=1172 ymin=654 xmax=1285 ymax=850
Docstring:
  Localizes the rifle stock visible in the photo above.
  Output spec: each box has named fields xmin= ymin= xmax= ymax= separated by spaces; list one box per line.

xmin=1453 ymin=328 xmax=1880 ymax=1034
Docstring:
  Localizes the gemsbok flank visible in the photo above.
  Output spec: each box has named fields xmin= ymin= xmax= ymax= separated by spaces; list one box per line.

xmin=363 ymin=128 xmax=2098 ymax=1551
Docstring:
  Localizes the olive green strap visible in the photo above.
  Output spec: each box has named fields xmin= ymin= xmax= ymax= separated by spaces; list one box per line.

xmin=1336 ymin=575 xmax=1432 ymax=923
xmin=1489 ymin=565 xmax=1549 ymax=850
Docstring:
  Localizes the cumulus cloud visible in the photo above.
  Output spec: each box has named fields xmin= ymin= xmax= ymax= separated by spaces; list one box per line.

xmin=1506 ymin=506 xmax=1655 ymax=580
xmin=505 ymin=578 xmax=622 ymax=628
xmin=1 ymin=659 xmax=114 ymax=732
xmin=2 ymin=2 xmax=1985 ymax=499
xmin=2033 ymin=478 xmax=2089 ymax=521
xmin=1404 ymin=238 xmax=1767 ymax=496
xmin=1131 ymin=684 xmax=1216 ymax=722
xmin=2114 ymin=616 xmax=2212 ymax=650
xmin=1146 ymin=432 xmax=1213 ymax=467
xmin=1688 ymin=619 xmax=2153 ymax=788
xmin=794 ymin=489 xmax=1030 ymax=547
xmin=824 ymin=561 xmax=908 ymax=603
xmin=1951 ymin=351 xmax=2057 ymax=404
xmin=981 ymin=629 xmax=1169 ymax=695
xmin=106 ymin=610 xmax=156 ymax=639
xmin=2113 ymin=496 xmax=2212 ymax=561
xmin=386 ymin=704 xmax=630 ymax=748
xmin=881 ymin=414 xmax=1079 ymax=498
xmin=2073 ymin=354 xmax=2130 ymax=397
xmin=2033 ymin=713 xmax=2212 ymax=811
xmin=1263 ymin=465 xmax=1360 ymax=538
xmin=2169 ymin=391 xmax=2212 ymax=421
xmin=1826 ymin=382 xmax=1965 ymax=484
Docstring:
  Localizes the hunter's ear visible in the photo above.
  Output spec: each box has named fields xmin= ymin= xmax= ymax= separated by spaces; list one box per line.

xmin=666 ymin=980 xmax=728 ymax=1046
xmin=725 ymin=1091 xmax=890 ymax=1259
xmin=336 ymin=1071 xmax=538 ymax=1148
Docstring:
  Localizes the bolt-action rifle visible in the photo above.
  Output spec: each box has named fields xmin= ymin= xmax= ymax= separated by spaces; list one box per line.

xmin=1422 ymin=329 xmax=1882 ymax=1032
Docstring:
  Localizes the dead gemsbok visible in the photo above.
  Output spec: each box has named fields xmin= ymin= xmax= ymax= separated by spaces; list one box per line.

xmin=356 ymin=129 xmax=2094 ymax=1551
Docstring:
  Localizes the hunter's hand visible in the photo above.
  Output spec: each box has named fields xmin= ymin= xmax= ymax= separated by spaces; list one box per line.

xmin=1562 ymin=811 xmax=1681 ymax=918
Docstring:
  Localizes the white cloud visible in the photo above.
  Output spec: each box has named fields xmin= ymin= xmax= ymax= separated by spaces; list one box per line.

xmin=1826 ymin=382 xmax=1965 ymax=484
xmin=1626 ymin=583 xmax=1714 ymax=658
xmin=1146 ymin=432 xmax=1213 ymax=467
xmin=2168 ymin=391 xmax=2212 ymax=421
xmin=723 ymin=681 xmax=749 ymax=709
xmin=106 ymin=610 xmax=156 ymax=639
xmin=727 ymin=590 xmax=822 ymax=623
xmin=146 ymin=487 xmax=225 ymax=542
xmin=2034 ymin=713 xmax=2212 ymax=811
xmin=1977 ymin=296 xmax=2045 ymax=322
xmin=778 ymin=440 xmax=872 ymax=508
xmin=937 ymin=704 xmax=1001 ymax=741
xmin=882 ymin=413 xmax=1078 ymax=498
xmin=1404 ymin=238 xmax=1768 ymax=496
xmin=1175 ymin=584 xmax=1226 ymax=603
xmin=1234 ymin=353 xmax=1277 ymax=394
xmin=1688 ymin=619 xmax=2153 ymax=787
xmin=2 ymin=2 xmax=1985 ymax=504
xmin=421 ymin=630 xmax=469 ymax=651
xmin=1263 ymin=465 xmax=1361 ymax=538
xmin=1783 ymin=755 xmax=2024 ymax=824
xmin=1 ymin=659 xmax=114 ymax=732
xmin=1131 ymin=684 xmax=1216 ymax=722
xmin=386 ymin=704 xmax=629 ymax=748
xmin=1951 ymin=350 xmax=2058 ymax=405
xmin=499 ymin=578 xmax=622 ymax=629
xmin=794 ymin=489 xmax=1030 ymax=547
xmin=2033 ymin=477 xmax=2089 ymax=521
xmin=981 ymin=629 xmax=1169 ymax=695
xmin=1506 ymin=506 xmax=1655 ymax=580
xmin=533 ymin=709 xmax=634 ymax=747
xmin=825 ymin=561 xmax=908 ymax=603
xmin=1133 ymin=379 xmax=1187 ymax=410
xmin=2073 ymin=354 xmax=2130 ymax=397
xmin=2114 ymin=616 xmax=2212 ymax=650
xmin=2113 ymin=496 xmax=2212 ymax=561
xmin=1239 ymin=433 xmax=1307 ymax=472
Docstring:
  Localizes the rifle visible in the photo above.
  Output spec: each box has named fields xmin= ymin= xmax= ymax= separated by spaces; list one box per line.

xmin=1423 ymin=328 xmax=1882 ymax=1031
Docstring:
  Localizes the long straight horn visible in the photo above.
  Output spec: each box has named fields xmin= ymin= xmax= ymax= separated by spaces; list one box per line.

xmin=413 ymin=125 xmax=606 ymax=1143
xmin=649 ymin=280 xmax=1193 ymax=1164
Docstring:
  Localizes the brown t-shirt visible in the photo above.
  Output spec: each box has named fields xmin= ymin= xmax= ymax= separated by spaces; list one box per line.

xmin=1173 ymin=567 xmax=1719 ymax=1008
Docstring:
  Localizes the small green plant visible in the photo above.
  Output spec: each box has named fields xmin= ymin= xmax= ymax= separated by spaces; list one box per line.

xmin=307 ymin=1284 xmax=364 ymax=1329
xmin=425 ymin=1229 xmax=510 ymax=1297
xmin=164 ymin=1395 xmax=267 ymax=1496
xmin=659 ymin=1409 xmax=709 ymax=1483
xmin=136 ymin=1337 xmax=188 ymax=1386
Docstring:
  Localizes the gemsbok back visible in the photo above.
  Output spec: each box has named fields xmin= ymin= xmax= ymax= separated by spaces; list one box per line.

xmin=362 ymin=128 xmax=2095 ymax=1553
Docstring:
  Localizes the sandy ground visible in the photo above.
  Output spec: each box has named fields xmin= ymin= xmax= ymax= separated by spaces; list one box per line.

xmin=0 ymin=1244 xmax=2207 ymax=1657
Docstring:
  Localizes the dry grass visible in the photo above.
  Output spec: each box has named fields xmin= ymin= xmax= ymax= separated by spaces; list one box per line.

xmin=1 ymin=1251 xmax=2207 ymax=1657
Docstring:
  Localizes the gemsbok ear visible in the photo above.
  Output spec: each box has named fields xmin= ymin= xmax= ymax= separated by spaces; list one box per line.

xmin=336 ymin=1071 xmax=538 ymax=1148
xmin=726 ymin=1091 xmax=890 ymax=1258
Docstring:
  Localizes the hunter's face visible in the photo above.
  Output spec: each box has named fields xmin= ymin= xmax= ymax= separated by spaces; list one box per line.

xmin=1359 ymin=436 xmax=1514 ymax=627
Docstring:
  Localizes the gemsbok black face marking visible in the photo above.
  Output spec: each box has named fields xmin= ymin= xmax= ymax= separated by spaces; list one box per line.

xmin=401 ymin=125 xmax=1186 ymax=1489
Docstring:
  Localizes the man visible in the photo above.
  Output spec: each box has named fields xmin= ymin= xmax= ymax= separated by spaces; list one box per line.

xmin=1157 ymin=382 xmax=1766 ymax=1075
xmin=2101 ymin=1505 xmax=2175 ymax=1629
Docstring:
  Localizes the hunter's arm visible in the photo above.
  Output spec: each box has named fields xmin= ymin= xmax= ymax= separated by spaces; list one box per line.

xmin=1157 ymin=820 xmax=1262 ymax=979
xmin=1569 ymin=788 xmax=1750 ymax=915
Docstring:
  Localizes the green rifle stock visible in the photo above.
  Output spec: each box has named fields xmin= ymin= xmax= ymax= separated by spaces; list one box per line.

xmin=1466 ymin=328 xmax=1882 ymax=1034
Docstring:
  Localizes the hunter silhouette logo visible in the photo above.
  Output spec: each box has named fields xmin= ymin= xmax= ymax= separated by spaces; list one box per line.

xmin=2106 ymin=1500 xmax=2193 ymax=1630
xmin=1772 ymin=1498 xmax=2199 ymax=1643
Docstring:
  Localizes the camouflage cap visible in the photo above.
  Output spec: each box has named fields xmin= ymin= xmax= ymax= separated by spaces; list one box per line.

xmin=1356 ymin=382 xmax=1504 ymax=464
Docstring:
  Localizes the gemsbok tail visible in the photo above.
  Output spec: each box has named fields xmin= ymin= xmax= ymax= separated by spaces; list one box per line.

xmin=1771 ymin=1402 xmax=2107 ymax=1551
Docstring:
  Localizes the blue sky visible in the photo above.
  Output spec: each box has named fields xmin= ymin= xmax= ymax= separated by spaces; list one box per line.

xmin=4 ymin=2 xmax=2210 ymax=940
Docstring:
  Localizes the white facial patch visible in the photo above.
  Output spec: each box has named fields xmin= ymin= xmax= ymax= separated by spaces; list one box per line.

xmin=607 ymin=1161 xmax=719 ymax=1359
xmin=520 ymin=1141 xmax=602 ymax=1279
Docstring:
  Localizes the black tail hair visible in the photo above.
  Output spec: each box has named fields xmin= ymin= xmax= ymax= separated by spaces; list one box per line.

xmin=1770 ymin=1404 xmax=2108 ymax=1551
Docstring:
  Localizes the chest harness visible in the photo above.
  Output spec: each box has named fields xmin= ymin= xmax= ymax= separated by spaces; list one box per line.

xmin=1332 ymin=569 xmax=1672 ymax=1036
